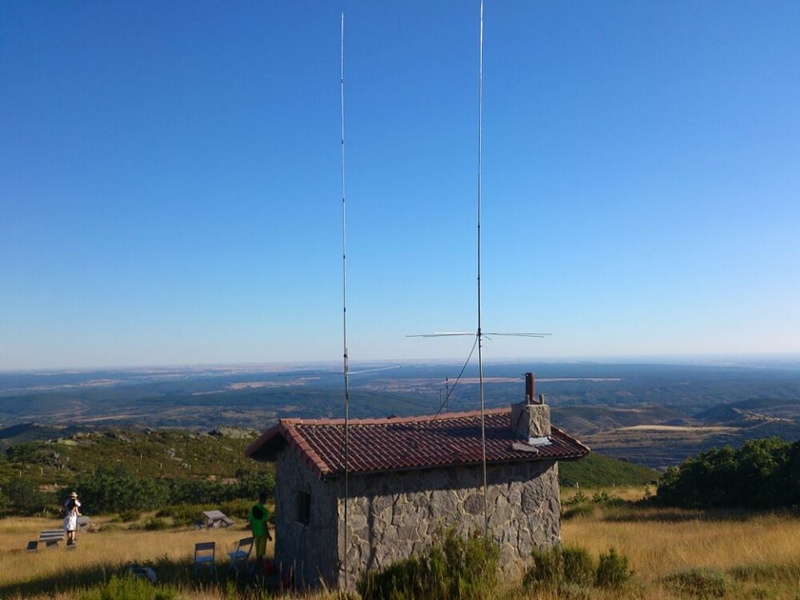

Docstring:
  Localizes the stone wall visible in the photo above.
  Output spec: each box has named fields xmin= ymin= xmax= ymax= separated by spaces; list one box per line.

xmin=274 ymin=446 xmax=562 ymax=590
xmin=338 ymin=459 xmax=561 ymax=588
xmin=273 ymin=448 xmax=339 ymax=588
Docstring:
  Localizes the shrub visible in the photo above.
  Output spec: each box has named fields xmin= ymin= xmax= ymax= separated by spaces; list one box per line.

xmin=562 ymin=546 xmax=595 ymax=587
xmin=130 ymin=517 xmax=170 ymax=531
xmin=564 ymin=491 xmax=589 ymax=506
xmin=525 ymin=546 xmax=564 ymax=590
xmin=118 ymin=509 xmax=141 ymax=523
xmin=656 ymin=437 xmax=800 ymax=510
xmin=78 ymin=574 xmax=176 ymax=600
xmin=562 ymin=503 xmax=595 ymax=520
xmin=591 ymin=490 xmax=623 ymax=507
xmin=4 ymin=478 xmax=56 ymax=515
xmin=526 ymin=545 xmax=631 ymax=593
xmin=155 ymin=504 xmax=202 ymax=527
xmin=359 ymin=555 xmax=423 ymax=600
xmin=662 ymin=568 xmax=731 ymax=598
xmin=595 ymin=547 xmax=632 ymax=589
xmin=357 ymin=530 xmax=499 ymax=600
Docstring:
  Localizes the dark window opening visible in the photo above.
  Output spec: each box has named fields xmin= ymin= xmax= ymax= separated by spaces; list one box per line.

xmin=296 ymin=491 xmax=311 ymax=525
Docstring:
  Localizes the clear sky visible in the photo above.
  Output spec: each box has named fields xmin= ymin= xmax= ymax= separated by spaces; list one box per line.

xmin=2 ymin=1 xmax=798 ymax=371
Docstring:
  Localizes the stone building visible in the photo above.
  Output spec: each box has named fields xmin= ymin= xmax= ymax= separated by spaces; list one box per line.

xmin=246 ymin=374 xmax=589 ymax=589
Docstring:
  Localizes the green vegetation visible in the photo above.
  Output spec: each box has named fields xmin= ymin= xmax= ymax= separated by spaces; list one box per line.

xmin=561 ymin=489 xmax=631 ymax=520
xmin=559 ymin=452 xmax=659 ymax=488
xmin=357 ymin=529 xmax=500 ymax=600
xmin=656 ymin=436 xmax=800 ymax=509
xmin=662 ymin=568 xmax=731 ymax=599
xmin=4 ymin=428 xmax=264 ymax=484
xmin=0 ymin=419 xmax=657 ymax=518
xmin=595 ymin=547 xmax=633 ymax=589
xmin=78 ymin=574 xmax=178 ymax=600
xmin=0 ymin=428 xmax=273 ymax=517
xmin=524 ymin=545 xmax=632 ymax=594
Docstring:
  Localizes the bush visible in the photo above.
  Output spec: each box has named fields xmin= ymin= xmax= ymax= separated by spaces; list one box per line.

xmin=359 ymin=555 xmax=423 ymax=600
xmin=129 ymin=517 xmax=169 ymax=531
xmin=562 ymin=546 xmax=595 ymax=586
xmin=155 ymin=504 xmax=202 ymax=527
xmin=4 ymin=478 xmax=56 ymax=516
xmin=525 ymin=546 xmax=564 ymax=590
xmin=525 ymin=545 xmax=630 ymax=593
xmin=595 ymin=547 xmax=632 ymax=589
xmin=78 ymin=574 xmax=176 ymax=600
xmin=656 ymin=437 xmax=800 ymax=510
xmin=357 ymin=530 xmax=499 ymax=600
xmin=591 ymin=490 xmax=624 ymax=507
xmin=662 ymin=568 xmax=731 ymax=598
xmin=562 ymin=503 xmax=595 ymax=520
xmin=118 ymin=509 xmax=141 ymax=523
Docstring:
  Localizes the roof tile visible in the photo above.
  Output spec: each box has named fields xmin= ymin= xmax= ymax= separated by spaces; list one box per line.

xmin=247 ymin=407 xmax=590 ymax=477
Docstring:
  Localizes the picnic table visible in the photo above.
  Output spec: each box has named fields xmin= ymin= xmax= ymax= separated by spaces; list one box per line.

xmin=201 ymin=510 xmax=234 ymax=528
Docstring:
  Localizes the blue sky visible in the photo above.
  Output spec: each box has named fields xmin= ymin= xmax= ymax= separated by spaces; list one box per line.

xmin=2 ymin=1 xmax=798 ymax=371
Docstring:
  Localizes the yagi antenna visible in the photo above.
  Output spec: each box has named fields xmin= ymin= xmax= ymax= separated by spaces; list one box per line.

xmin=407 ymin=0 xmax=551 ymax=538
xmin=408 ymin=332 xmax=551 ymax=338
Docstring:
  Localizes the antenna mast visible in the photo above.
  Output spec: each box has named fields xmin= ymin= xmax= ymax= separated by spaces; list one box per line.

xmin=339 ymin=10 xmax=351 ymax=589
xmin=476 ymin=0 xmax=489 ymax=538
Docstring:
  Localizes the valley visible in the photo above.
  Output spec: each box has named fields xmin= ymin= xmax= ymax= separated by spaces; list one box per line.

xmin=2 ymin=359 xmax=800 ymax=469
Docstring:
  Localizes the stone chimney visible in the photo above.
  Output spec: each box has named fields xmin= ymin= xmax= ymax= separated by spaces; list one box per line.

xmin=511 ymin=372 xmax=551 ymax=443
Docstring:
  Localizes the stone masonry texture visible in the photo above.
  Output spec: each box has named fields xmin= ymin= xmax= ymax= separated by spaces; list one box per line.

xmin=273 ymin=445 xmax=561 ymax=589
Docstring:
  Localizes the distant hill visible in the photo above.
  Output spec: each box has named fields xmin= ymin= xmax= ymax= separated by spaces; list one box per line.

xmin=559 ymin=453 xmax=658 ymax=488
xmin=0 ymin=422 xmax=650 ymax=493
xmin=574 ymin=398 xmax=800 ymax=469
xmin=552 ymin=405 xmax=689 ymax=436
xmin=0 ymin=426 xmax=270 ymax=487
xmin=0 ymin=422 xmax=94 ymax=451
xmin=694 ymin=398 xmax=800 ymax=425
xmin=3 ymin=361 xmax=800 ymax=470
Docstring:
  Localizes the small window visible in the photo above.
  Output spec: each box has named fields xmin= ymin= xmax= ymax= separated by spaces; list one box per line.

xmin=296 ymin=491 xmax=311 ymax=525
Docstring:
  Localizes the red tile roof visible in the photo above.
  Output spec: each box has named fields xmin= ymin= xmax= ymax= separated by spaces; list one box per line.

xmin=246 ymin=407 xmax=590 ymax=478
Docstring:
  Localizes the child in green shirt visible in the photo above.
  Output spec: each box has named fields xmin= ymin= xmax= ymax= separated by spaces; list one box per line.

xmin=248 ymin=491 xmax=272 ymax=570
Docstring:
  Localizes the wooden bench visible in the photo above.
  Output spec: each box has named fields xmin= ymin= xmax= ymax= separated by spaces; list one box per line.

xmin=39 ymin=529 xmax=65 ymax=549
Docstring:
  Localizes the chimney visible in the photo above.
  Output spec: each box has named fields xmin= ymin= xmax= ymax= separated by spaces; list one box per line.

xmin=525 ymin=372 xmax=536 ymax=403
xmin=511 ymin=372 xmax=551 ymax=443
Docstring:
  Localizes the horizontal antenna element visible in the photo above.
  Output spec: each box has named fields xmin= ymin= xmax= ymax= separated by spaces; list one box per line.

xmin=407 ymin=332 xmax=552 ymax=338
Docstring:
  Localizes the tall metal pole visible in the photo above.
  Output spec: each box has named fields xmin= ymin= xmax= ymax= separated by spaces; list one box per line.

xmin=477 ymin=0 xmax=489 ymax=538
xmin=339 ymin=11 xmax=351 ymax=589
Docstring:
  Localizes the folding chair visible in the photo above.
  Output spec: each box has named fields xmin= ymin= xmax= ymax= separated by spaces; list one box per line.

xmin=228 ymin=537 xmax=253 ymax=573
xmin=193 ymin=541 xmax=216 ymax=576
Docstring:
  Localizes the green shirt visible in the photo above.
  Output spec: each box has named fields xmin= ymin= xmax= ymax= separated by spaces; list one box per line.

xmin=249 ymin=502 xmax=270 ymax=538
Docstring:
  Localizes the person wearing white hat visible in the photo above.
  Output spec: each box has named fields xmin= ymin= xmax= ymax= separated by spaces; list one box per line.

xmin=63 ymin=491 xmax=82 ymax=546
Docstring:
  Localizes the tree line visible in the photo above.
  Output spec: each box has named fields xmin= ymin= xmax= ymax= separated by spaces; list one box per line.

xmin=656 ymin=437 xmax=800 ymax=509
xmin=1 ymin=466 xmax=274 ymax=517
xmin=4 ymin=433 xmax=800 ymax=516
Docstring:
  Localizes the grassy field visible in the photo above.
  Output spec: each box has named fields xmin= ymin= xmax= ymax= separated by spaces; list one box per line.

xmin=0 ymin=514 xmax=291 ymax=599
xmin=3 ymin=491 xmax=800 ymax=599
xmin=561 ymin=488 xmax=800 ymax=599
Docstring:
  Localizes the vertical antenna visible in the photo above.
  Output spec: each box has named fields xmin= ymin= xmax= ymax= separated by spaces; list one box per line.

xmin=477 ymin=0 xmax=489 ymax=538
xmin=408 ymin=0 xmax=549 ymax=541
xmin=339 ymin=10 xmax=351 ymax=589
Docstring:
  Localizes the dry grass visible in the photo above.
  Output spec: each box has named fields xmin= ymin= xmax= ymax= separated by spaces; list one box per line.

xmin=562 ymin=504 xmax=800 ymax=599
xmin=5 ymin=498 xmax=800 ymax=599
xmin=561 ymin=484 xmax=651 ymax=504
xmin=0 ymin=515 xmax=271 ymax=599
